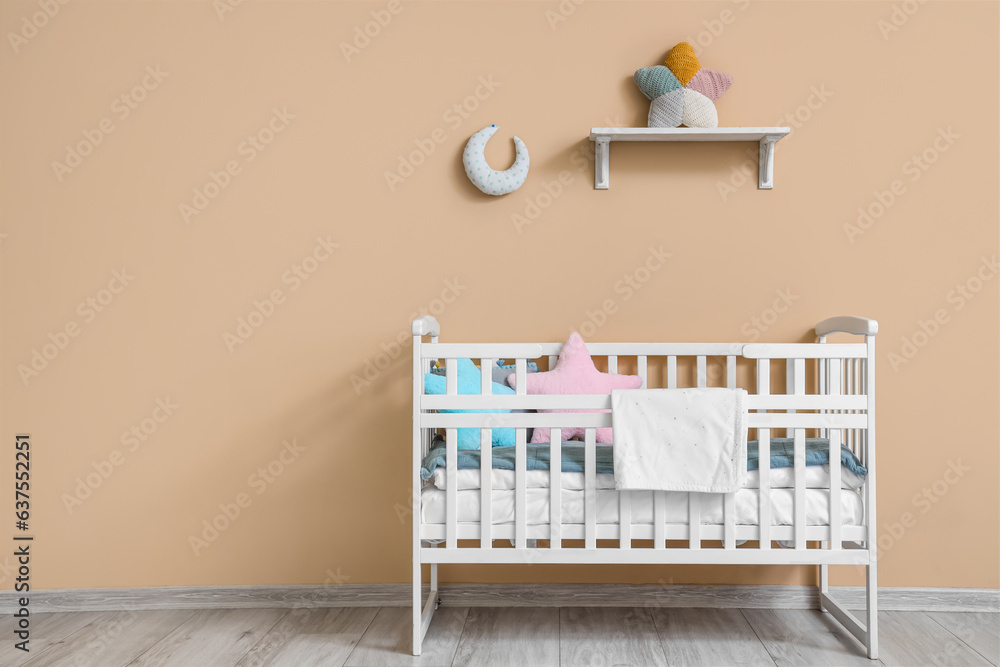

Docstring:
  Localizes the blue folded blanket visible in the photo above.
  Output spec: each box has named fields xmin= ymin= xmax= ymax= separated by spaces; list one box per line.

xmin=420 ymin=437 xmax=866 ymax=481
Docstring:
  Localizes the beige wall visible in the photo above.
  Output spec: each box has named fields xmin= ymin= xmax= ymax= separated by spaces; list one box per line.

xmin=1 ymin=0 xmax=996 ymax=592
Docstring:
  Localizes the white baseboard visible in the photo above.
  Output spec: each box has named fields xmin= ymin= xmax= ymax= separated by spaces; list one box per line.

xmin=1 ymin=584 xmax=996 ymax=614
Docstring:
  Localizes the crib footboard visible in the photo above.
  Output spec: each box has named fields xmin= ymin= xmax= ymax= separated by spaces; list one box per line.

xmin=411 ymin=315 xmax=878 ymax=658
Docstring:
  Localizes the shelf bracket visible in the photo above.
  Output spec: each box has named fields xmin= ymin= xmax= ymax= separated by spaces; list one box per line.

xmin=758 ymin=134 xmax=782 ymax=189
xmin=594 ymin=136 xmax=610 ymax=190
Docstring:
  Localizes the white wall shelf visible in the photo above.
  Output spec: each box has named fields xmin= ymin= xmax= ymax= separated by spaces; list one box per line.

xmin=588 ymin=127 xmax=791 ymax=190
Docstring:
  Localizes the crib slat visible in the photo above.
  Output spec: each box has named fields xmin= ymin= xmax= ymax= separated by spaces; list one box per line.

xmin=619 ymin=491 xmax=631 ymax=549
xmin=853 ymin=358 xmax=861 ymax=453
xmin=480 ymin=358 xmax=493 ymax=395
xmin=846 ymin=359 xmax=854 ymax=452
xmin=829 ymin=359 xmax=843 ymax=444
xmin=757 ymin=359 xmax=771 ymax=549
xmin=480 ymin=428 xmax=492 ymax=549
xmin=819 ymin=354 xmax=828 ymax=439
xmin=792 ymin=358 xmax=806 ymax=551
xmin=548 ymin=354 xmax=557 ymax=371
xmin=445 ymin=358 xmax=458 ymax=396
xmin=515 ymin=427 xmax=527 ymax=549
xmin=697 ymin=356 xmax=707 ymax=387
xmin=860 ymin=359 xmax=867 ymax=464
xmin=638 ymin=355 xmax=648 ymax=389
xmin=688 ymin=493 xmax=702 ymax=549
xmin=726 ymin=355 xmax=737 ymax=389
xmin=446 ymin=427 xmax=458 ymax=549
xmin=792 ymin=357 xmax=805 ymax=395
xmin=607 ymin=355 xmax=618 ymax=374
xmin=828 ymin=361 xmax=843 ymax=552
xmin=794 ymin=427 xmax=807 ymax=550
xmin=585 ymin=427 xmax=597 ymax=550
xmin=550 ymin=428 xmax=562 ymax=550
xmin=515 ymin=358 xmax=527 ymax=396
xmin=654 ymin=492 xmax=666 ymax=549
xmin=829 ymin=428 xmax=843 ymax=550
xmin=667 ymin=356 xmax=677 ymax=388
xmin=724 ymin=493 xmax=736 ymax=549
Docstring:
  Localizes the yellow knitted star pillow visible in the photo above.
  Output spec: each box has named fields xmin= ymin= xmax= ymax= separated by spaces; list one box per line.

xmin=634 ymin=42 xmax=733 ymax=128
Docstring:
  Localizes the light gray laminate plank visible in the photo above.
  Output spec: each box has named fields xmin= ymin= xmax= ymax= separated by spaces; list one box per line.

xmin=652 ymin=608 xmax=776 ymax=666
xmin=0 ymin=611 xmax=106 ymax=667
xmin=451 ymin=607 xmax=559 ymax=667
xmin=879 ymin=611 xmax=994 ymax=666
xmin=345 ymin=607 xmax=469 ymax=666
xmin=235 ymin=607 xmax=377 ymax=667
xmin=559 ymin=607 xmax=667 ymax=666
xmin=21 ymin=610 xmax=194 ymax=667
xmin=126 ymin=608 xmax=287 ymax=667
xmin=742 ymin=609 xmax=871 ymax=666
xmin=927 ymin=612 xmax=1000 ymax=665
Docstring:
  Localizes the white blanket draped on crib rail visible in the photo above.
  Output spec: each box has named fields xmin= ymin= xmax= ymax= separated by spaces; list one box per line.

xmin=611 ymin=387 xmax=748 ymax=493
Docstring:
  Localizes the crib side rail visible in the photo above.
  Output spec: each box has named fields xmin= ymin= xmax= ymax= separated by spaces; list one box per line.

xmin=415 ymin=327 xmax=875 ymax=560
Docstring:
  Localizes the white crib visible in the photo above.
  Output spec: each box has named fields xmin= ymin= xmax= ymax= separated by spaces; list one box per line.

xmin=411 ymin=315 xmax=878 ymax=658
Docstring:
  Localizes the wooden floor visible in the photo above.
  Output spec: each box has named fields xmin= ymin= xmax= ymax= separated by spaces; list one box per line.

xmin=1 ymin=606 xmax=996 ymax=666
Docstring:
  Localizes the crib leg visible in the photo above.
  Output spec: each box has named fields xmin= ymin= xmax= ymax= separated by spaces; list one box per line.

xmin=412 ymin=559 xmax=422 ymax=655
xmin=866 ymin=561 xmax=878 ymax=659
xmin=818 ymin=542 xmax=829 ymax=613
xmin=413 ymin=559 xmax=439 ymax=656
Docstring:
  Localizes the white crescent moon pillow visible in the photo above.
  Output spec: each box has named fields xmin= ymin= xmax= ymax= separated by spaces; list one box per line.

xmin=463 ymin=124 xmax=529 ymax=196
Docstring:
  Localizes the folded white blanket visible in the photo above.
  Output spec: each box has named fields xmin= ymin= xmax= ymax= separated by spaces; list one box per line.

xmin=611 ymin=388 xmax=748 ymax=493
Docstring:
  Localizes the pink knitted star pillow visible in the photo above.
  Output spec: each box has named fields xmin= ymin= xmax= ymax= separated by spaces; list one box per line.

xmin=507 ymin=332 xmax=642 ymax=444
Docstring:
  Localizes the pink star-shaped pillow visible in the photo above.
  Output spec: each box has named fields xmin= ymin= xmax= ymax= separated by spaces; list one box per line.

xmin=507 ymin=332 xmax=642 ymax=444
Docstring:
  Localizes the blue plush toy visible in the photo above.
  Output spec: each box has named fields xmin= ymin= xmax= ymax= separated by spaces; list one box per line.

xmin=423 ymin=358 xmax=515 ymax=449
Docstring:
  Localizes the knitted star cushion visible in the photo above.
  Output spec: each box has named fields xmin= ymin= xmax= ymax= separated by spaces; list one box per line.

xmin=634 ymin=42 xmax=732 ymax=128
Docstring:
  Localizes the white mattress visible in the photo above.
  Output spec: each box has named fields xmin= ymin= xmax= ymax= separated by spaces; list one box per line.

xmin=428 ymin=464 xmax=866 ymax=492
xmin=420 ymin=485 xmax=865 ymax=527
